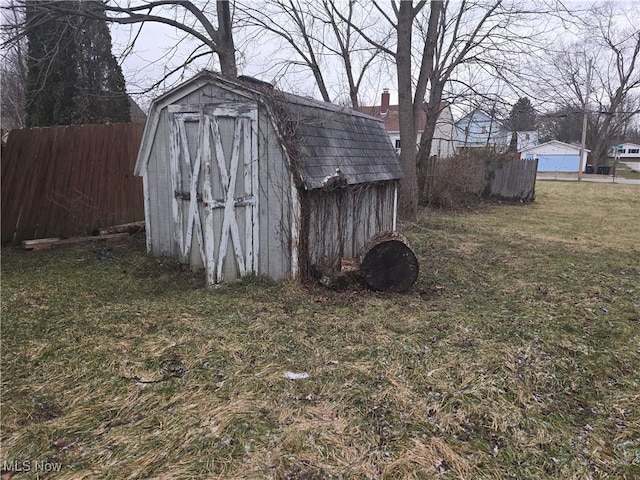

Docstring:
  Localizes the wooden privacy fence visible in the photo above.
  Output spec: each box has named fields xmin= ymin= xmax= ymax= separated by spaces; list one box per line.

xmin=1 ymin=123 xmax=144 ymax=244
xmin=483 ymin=157 xmax=538 ymax=200
xmin=425 ymin=155 xmax=538 ymax=204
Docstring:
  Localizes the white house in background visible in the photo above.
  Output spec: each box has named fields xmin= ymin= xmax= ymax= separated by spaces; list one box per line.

xmin=608 ymin=142 xmax=640 ymax=159
xmin=520 ymin=140 xmax=589 ymax=172
xmin=454 ymin=109 xmax=511 ymax=152
xmin=357 ymin=89 xmax=457 ymax=158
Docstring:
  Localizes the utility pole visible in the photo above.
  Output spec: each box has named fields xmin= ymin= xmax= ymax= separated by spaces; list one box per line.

xmin=578 ymin=58 xmax=593 ymax=181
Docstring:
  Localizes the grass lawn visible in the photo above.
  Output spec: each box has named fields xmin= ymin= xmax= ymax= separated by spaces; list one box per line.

xmin=2 ymin=181 xmax=639 ymax=479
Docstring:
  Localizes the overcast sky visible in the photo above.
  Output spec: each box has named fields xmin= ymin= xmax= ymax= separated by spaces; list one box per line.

xmin=109 ymin=0 xmax=639 ymax=118
xmin=108 ymin=3 xmax=397 ymax=111
xmin=109 ymin=19 xmax=348 ymax=111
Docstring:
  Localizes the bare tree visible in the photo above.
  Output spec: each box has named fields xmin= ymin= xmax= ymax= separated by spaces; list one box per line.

xmin=8 ymin=0 xmax=238 ymax=79
xmin=341 ymin=0 xmax=555 ymax=219
xmin=1 ymin=0 xmax=28 ymax=129
xmin=237 ymin=0 xmax=387 ymax=107
xmin=532 ymin=3 xmax=640 ymax=170
xmin=238 ymin=0 xmax=331 ymax=100
xmin=573 ymin=7 xmax=637 ymax=168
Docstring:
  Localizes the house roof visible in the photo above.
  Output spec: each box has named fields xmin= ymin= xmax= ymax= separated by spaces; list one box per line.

xmin=356 ymin=101 xmax=449 ymax=133
xmin=128 ymin=96 xmax=147 ymax=124
xmin=135 ymin=71 xmax=401 ymax=190
xmin=520 ymin=140 xmax=590 ymax=154
xmin=613 ymin=142 xmax=640 ymax=148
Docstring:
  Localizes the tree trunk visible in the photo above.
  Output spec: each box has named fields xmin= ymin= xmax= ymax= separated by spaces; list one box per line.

xmin=417 ymin=86 xmax=444 ymax=200
xmin=359 ymin=231 xmax=419 ymax=293
xmin=396 ymin=2 xmax=419 ymax=221
xmin=217 ymin=0 xmax=237 ymax=78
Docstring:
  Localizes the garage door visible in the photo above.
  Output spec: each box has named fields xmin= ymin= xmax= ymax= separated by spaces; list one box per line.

xmin=536 ymin=154 xmax=580 ymax=172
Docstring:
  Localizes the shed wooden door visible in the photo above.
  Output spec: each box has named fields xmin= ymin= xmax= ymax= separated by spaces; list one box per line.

xmin=168 ymin=104 xmax=259 ymax=287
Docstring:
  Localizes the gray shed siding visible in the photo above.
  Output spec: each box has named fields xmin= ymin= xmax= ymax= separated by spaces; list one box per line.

xmin=257 ymin=109 xmax=293 ymax=279
xmin=143 ymin=81 xmax=293 ymax=280
xmin=137 ymin=71 xmax=401 ymax=285
xmin=146 ymin=111 xmax=173 ymax=257
xmin=306 ymin=182 xmax=396 ymax=267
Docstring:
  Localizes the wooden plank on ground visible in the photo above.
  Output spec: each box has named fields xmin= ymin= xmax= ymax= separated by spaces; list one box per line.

xmin=21 ymin=238 xmax=62 ymax=249
xmin=22 ymin=233 xmax=130 ymax=250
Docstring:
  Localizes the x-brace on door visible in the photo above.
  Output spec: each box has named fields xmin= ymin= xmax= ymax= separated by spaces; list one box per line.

xmin=168 ymin=103 xmax=259 ymax=286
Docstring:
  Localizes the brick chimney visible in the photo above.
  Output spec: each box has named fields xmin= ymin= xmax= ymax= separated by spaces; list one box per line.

xmin=381 ymin=88 xmax=390 ymax=110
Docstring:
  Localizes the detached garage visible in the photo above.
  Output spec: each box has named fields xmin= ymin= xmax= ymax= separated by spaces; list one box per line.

xmin=520 ymin=140 xmax=589 ymax=172
xmin=134 ymin=71 xmax=402 ymax=287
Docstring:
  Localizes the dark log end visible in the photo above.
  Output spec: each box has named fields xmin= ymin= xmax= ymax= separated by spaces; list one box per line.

xmin=359 ymin=231 xmax=419 ymax=292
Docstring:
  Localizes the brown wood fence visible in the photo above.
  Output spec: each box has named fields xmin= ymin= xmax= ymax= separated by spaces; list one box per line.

xmin=484 ymin=157 xmax=538 ymax=201
xmin=424 ymin=155 xmax=538 ymax=205
xmin=1 ymin=123 xmax=144 ymax=244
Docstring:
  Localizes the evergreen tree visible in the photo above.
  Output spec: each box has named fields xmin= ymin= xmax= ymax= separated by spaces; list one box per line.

xmin=24 ymin=0 xmax=130 ymax=127
xmin=507 ymin=97 xmax=538 ymax=151
xmin=25 ymin=0 xmax=76 ymax=126
xmin=508 ymin=97 xmax=537 ymax=132
xmin=72 ymin=0 xmax=130 ymax=124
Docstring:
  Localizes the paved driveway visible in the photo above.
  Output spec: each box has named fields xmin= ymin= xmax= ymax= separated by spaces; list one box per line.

xmin=537 ymin=173 xmax=640 ymax=185
xmin=622 ymin=161 xmax=640 ymax=172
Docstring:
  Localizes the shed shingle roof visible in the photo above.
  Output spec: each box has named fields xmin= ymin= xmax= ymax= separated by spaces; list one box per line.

xmin=135 ymin=71 xmax=402 ymax=190
xmin=280 ymin=94 xmax=402 ymax=188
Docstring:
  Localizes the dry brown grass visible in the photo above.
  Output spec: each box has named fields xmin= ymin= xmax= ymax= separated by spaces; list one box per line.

xmin=2 ymin=181 xmax=639 ymax=479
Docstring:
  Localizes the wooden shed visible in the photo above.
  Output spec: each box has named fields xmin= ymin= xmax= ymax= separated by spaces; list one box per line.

xmin=134 ymin=71 xmax=401 ymax=287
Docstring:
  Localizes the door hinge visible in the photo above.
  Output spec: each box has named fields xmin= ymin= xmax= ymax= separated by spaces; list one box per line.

xmin=175 ymin=191 xmax=203 ymax=202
